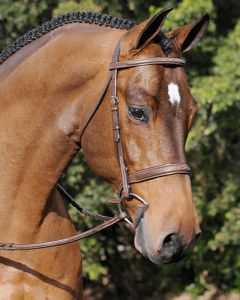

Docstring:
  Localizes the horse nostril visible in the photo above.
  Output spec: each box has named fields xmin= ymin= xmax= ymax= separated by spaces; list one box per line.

xmin=161 ymin=233 xmax=183 ymax=260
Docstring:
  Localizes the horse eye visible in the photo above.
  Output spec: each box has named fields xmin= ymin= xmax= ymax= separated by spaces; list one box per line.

xmin=128 ymin=107 xmax=145 ymax=121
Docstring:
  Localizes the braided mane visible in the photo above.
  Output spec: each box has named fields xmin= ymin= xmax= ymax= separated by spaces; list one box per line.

xmin=0 ymin=12 xmax=136 ymax=65
xmin=0 ymin=11 xmax=172 ymax=65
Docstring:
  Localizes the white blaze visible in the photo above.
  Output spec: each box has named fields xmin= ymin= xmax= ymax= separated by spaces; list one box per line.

xmin=168 ymin=82 xmax=181 ymax=105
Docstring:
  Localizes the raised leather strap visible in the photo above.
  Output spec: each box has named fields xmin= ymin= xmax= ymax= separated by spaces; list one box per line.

xmin=109 ymin=57 xmax=186 ymax=70
xmin=118 ymin=163 xmax=190 ymax=195
xmin=0 ymin=213 xmax=127 ymax=251
xmin=57 ymin=184 xmax=113 ymax=221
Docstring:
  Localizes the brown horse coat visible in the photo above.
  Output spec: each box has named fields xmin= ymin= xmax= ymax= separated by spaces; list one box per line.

xmin=0 ymin=10 xmax=209 ymax=299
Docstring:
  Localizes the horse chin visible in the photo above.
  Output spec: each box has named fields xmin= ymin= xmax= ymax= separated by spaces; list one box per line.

xmin=134 ymin=218 xmax=163 ymax=266
xmin=134 ymin=218 xmax=148 ymax=256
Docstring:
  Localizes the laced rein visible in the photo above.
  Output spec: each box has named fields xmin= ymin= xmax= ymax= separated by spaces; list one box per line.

xmin=0 ymin=43 xmax=188 ymax=251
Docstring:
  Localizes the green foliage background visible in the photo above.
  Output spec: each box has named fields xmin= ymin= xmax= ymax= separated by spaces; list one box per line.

xmin=0 ymin=0 xmax=239 ymax=298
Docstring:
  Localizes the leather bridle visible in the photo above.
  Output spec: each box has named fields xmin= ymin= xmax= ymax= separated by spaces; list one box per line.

xmin=0 ymin=41 xmax=190 ymax=251
xmin=107 ymin=43 xmax=190 ymax=227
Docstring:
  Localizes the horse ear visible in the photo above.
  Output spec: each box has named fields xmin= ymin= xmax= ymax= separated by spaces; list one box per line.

xmin=123 ymin=8 xmax=173 ymax=53
xmin=168 ymin=14 xmax=210 ymax=53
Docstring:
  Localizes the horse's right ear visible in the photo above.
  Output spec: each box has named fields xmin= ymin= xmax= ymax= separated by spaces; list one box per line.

xmin=167 ymin=14 xmax=210 ymax=53
xmin=121 ymin=8 xmax=173 ymax=54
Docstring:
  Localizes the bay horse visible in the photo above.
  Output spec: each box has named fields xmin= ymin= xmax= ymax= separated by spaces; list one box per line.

xmin=0 ymin=8 xmax=209 ymax=300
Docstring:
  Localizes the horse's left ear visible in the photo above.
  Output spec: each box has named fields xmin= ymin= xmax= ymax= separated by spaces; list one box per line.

xmin=121 ymin=8 xmax=173 ymax=54
xmin=168 ymin=14 xmax=210 ymax=53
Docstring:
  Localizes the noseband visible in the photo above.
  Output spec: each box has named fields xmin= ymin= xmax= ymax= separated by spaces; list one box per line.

xmin=0 ymin=41 xmax=190 ymax=251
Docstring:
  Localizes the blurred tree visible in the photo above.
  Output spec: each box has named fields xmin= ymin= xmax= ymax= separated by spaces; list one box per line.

xmin=0 ymin=0 xmax=58 ymax=49
xmin=187 ymin=20 xmax=240 ymax=294
xmin=53 ymin=0 xmax=101 ymax=16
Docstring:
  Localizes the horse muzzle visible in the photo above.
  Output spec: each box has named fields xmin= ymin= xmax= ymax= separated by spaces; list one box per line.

xmin=134 ymin=217 xmax=201 ymax=265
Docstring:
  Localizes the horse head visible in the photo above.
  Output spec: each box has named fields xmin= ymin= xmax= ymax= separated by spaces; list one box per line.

xmin=81 ymin=9 xmax=209 ymax=264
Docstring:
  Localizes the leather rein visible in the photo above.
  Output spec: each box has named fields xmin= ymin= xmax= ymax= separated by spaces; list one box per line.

xmin=0 ymin=42 xmax=190 ymax=251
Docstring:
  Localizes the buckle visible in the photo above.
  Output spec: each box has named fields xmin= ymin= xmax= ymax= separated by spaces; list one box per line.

xmin=111 ymin=96 xmax=118 ymax=111
xmin=118 ymin=193 xmax=149 ymax=228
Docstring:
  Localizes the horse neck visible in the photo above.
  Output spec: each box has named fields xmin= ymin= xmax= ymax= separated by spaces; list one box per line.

xmin=0 ymin=23 xmax=124 ymax=235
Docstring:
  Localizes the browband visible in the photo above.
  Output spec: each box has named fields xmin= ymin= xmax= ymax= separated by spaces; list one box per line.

xmin=110 ymin=57 xmax=186 ymax=70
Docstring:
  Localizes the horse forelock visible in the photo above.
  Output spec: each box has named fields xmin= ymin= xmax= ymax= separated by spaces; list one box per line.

xmin=154 ymin=31 xmax=173 ymax=55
